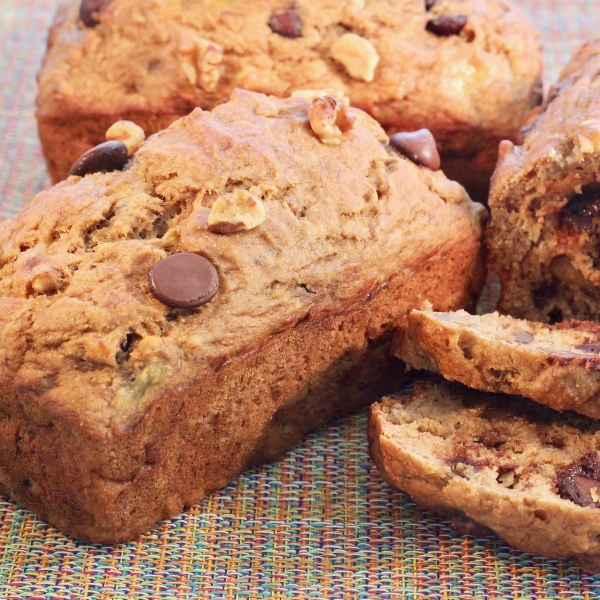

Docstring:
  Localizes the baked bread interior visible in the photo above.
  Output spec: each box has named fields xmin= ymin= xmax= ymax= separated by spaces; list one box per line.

xmin=369 ymin=378 xmax=600 ymax=573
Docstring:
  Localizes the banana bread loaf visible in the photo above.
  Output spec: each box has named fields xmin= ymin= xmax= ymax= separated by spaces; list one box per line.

xmin=394 ymin=307 xmax=600 ymax=418
xmin=369 ymin=379 xmax=600 ymax=573
xmin=0 ymin=90 xmax=485 ymax=542
xmin=36 ymin=0 xmax=542 ymax=200
xmin=488 ymin=40 xmax=600 ymax=322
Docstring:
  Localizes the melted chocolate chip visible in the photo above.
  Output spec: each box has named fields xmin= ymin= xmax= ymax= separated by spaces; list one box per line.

xmin=449 ymin=513 xmax=494 ymax=538
xmin=575 ymin=342 xmax=600 ymax=354
xmin=425 ymin=0 xmax=437 ymax=10
xmin=426 ymin=15 xmax=467 ymax=36
xmin=390 ymin=129 xmax=441 ymax=170
xmin=149 ymin=253 xmax=219 ymax=309
xmin=560 ymin=182 xmax=600 ymax=229
xmin=556 ymin=451 xmax=600 ymax=507
xmin=79 ymin=0 xmax=114 ymax=27
xmin=69 ymin=141 xmax=129 ymax=177
xmin=268 ymin=9 xmax=303 ymax=38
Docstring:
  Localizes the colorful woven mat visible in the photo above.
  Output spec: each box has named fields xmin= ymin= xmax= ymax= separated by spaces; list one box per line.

xmin=2 ymin=1 xmax=600 ymax=598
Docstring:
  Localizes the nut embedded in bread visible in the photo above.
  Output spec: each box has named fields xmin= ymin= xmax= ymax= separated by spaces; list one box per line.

xmin=0 ymin=90 xmax=485 ymax=542
xmin=36 ymin=0 xmax=542 ymax=201
xmin=394 ymin=308 xmax=600 ymax=418
xmin=488 ymin=40 xmax=600 ymax=322
xmin=368 ymin=379 xmax=600 ymax=572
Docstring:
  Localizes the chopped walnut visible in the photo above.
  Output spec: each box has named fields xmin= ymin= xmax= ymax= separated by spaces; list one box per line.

xmin=106 ymin=120 xmax=146 ymax=155
xmin=179 ymin=35 xmax=223 ymax=92
xmin=577 ymin=119 xmax=600 ymax=154
xmin=331 ymin=33 xmax=379 ymax=83
xmin=208 ymin=190 xmax=266 ymax=234
xmin=30 ymin=265 xmax=62 ymax=295
xmin=308 ymin=95 xmax=358 ymax=145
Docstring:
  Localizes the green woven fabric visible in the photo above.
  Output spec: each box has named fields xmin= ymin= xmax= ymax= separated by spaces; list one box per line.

xmin=1 ymin=1 xmax=600 ymax=597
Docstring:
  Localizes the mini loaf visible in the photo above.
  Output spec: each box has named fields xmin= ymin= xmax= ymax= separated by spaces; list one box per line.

xmin=488 ymin=40 xmax=600 ymax=322
xmin=369 ymin=379 xmax=600 ymax=573
xmin=36 ymin=0 xmax=542 ymax=200
xmin=0 ymin=90 xmax=485 ymax=542
xmin=394 ymin=308 xmax=600 ymax=418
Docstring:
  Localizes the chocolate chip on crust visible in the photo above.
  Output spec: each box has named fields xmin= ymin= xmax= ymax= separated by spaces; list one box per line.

xmin=69 ymin=141 xmax=129 ymax=177
xmin=268 ymin=8 xmax=303 ymax=38
xmin=79 ymin=0 xmax=114 ymax=27
xmin=425 ymin=0 xmax=437 ymax=10
xmin=390 ymin=129 xmax=441 ymax=171
xmin=556 ymin=451 xmax=600 ymax=507
xmin=149 ymin=253 xmax=219 ymax=309
xmin=426 ymin=15 xmax=467 ymax=37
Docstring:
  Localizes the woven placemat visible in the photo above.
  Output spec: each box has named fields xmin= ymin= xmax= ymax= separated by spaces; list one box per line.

xmin=2 ymin=1 xmax=600 ymax=597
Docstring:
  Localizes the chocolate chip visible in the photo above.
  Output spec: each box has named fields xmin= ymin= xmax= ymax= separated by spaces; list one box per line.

xmin=268 ymin=9 xmax=302 ymax=38
xmin=425 ymin=0 xmax=437 ymax=10
xmin=79 ymin=0 xmax=113 ymax=27
xmin=390 ymin=129 xmax=441 ymax=170
xmin=426 ymin=15 xmax=467 ymax=36
xmin=560 ymin=182 xmax=600 ymax=229
xmin=574 ymin=342 xmax=600 ymax=354
xmin=149 ymin=253 xmax=219 ymax=309
xmin=556 ymin=451 xmax=600 ymax=507
xmin=116 ymin=332 xmax=141 ymax=364
xmin=69 ymin=141 xmax=129 ymax=178
xmin=514 ymin=328 xmax=534 ymax=343
xmin=449 ymin=513 xmax=494 ymax=538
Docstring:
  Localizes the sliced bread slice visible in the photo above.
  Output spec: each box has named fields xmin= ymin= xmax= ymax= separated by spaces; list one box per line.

xmin=368 ymin=378 xmax=600 ymax=572
xmin=393 ymin=308 xmax=600 ymax=418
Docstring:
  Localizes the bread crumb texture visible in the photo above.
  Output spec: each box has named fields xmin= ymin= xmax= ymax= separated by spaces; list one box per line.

xmin=370 ymin=379 xmax=600 ymax=564
xmin=488 ymin=40 xmax=600 ymax=322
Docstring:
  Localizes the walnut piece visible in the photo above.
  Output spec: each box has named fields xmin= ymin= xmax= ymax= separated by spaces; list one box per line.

xmin=179 ymin=35 xmax=223 ymax=92
xmin=308 ymin=95 xmax=357 ymax=145
xmin=331 ymin=33 xmax=379 ymax=83
xmin=208 ymin=190 xmax=266 ymax=234
xmin=105 ymin=120 xmax=146 ymax=155
xmin=577 ymin=119 xmax=600 ymax=154
xmin=31 ymin=266 xmax=62 ymax=295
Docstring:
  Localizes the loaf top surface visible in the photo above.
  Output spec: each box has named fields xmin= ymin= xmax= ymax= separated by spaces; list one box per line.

xmin=0 ymin=90 xmax=484 ymax=438
xmin=490 ymin=39 xmax=600 ymax=201
xmin=37 ymin=0 xmax=541 ymax=146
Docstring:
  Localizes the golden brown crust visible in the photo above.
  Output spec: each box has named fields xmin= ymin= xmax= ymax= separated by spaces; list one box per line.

xmin=488 ymin=40 xmax=600 ymax=322
xmin=0 ymin=91 xmax=485 ymax=541
xmin=394 ymin=309 xmax=600 ymax=418
xmin=368 ymin=380 xmax=600 ymax=570
xmin=36 ymin=0 xmax=542 ymax=196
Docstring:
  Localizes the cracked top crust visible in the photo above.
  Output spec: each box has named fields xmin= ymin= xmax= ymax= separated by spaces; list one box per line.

xmin=37 ymin=0 xmax=541 ymax=152
xmin=0 ymin=90 xmax=485 ymax=438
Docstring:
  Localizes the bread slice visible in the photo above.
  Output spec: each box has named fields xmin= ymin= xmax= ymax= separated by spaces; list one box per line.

xmin=487 ymin=40 xmax=600 ymax=322
xmin=369 ymin=378 xmax=600 ymax=572
xmin=393 ymin=308 xmax=600 ymax=418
